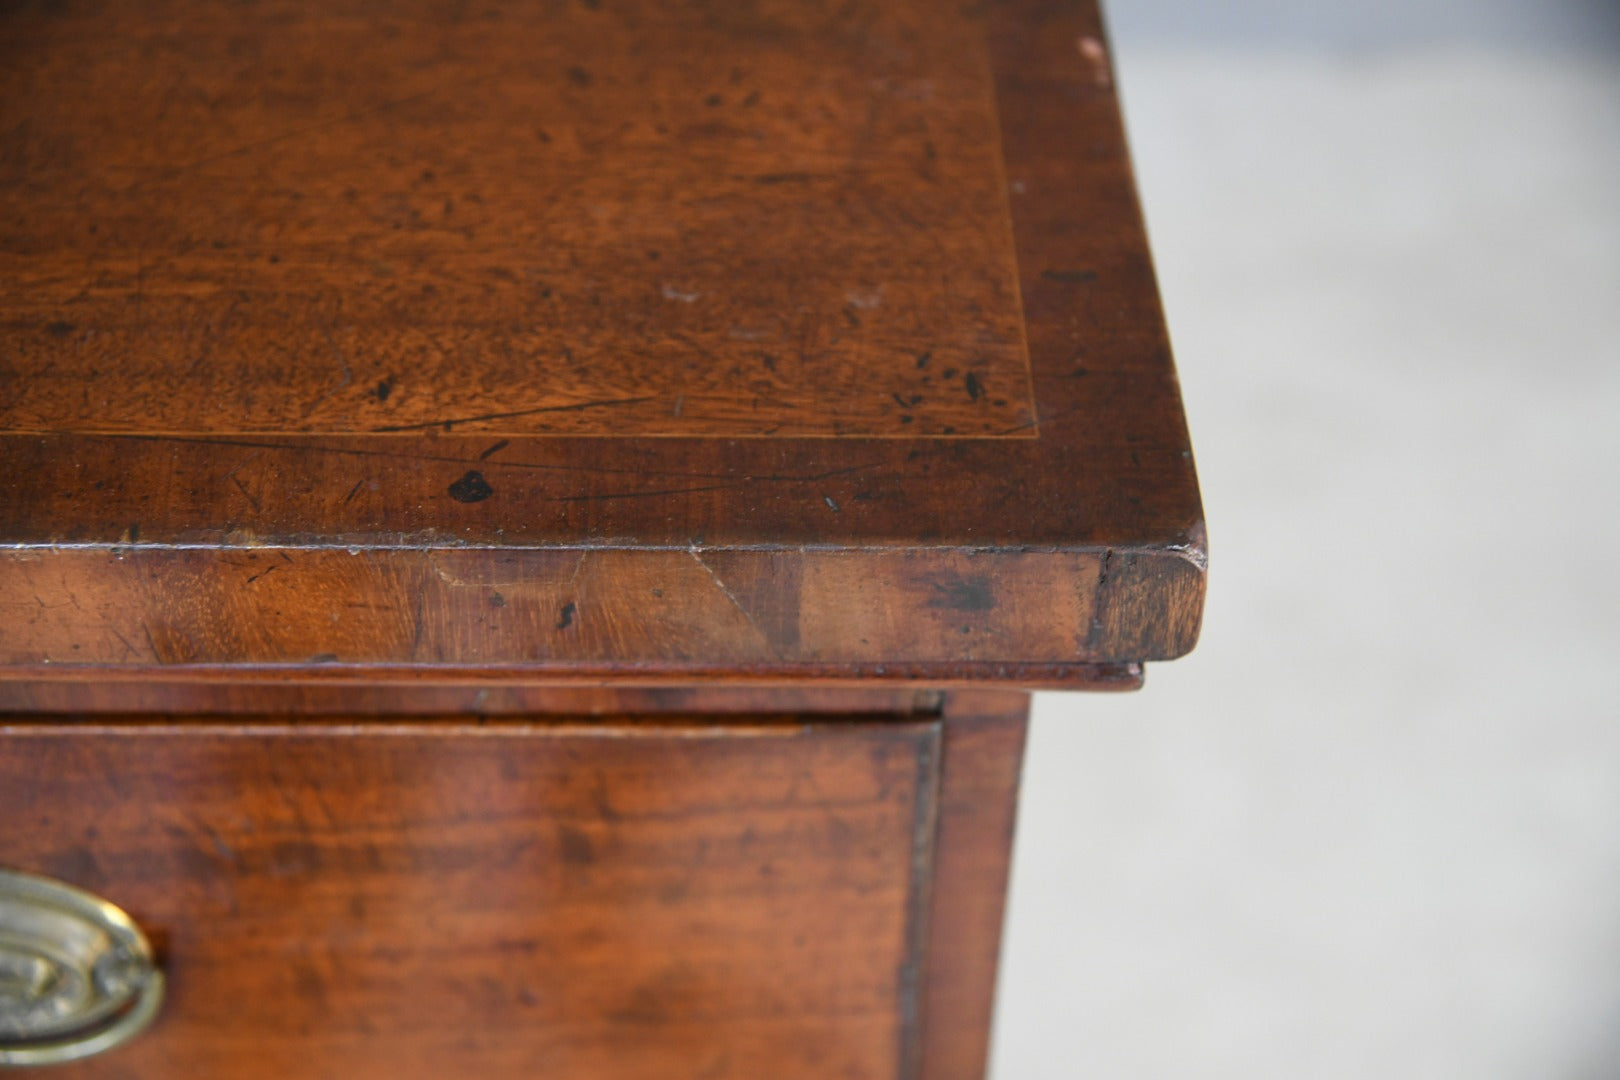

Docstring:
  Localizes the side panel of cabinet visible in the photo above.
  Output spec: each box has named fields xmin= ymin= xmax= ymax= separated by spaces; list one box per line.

xmin=0 ymin=719 xmax=938 ymax=1079
xmin=921 ymin=691 xmax=1031 ymax=1079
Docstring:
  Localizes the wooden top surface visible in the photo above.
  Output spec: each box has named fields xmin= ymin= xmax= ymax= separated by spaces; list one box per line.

xmin=0 ymin=0 xmax=1204 ymax=686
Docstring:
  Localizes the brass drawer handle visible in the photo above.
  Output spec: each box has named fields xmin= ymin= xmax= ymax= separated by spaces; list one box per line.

xmin=0 ymin=869 xmax=164 ymax=1067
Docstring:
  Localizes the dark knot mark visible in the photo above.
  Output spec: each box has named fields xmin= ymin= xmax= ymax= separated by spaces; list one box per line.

xmin=557 ymin=823 xmax=594 ymax=865
xmin=926 ymin=575 xmax=994 ymax=613
xmin=1041 ymin=268 xmax=1099 ymax=284
xmin=449 ymin=470 xmax=494 ymax=503
xmin=556 ymin=601 xmax=576 ymax=630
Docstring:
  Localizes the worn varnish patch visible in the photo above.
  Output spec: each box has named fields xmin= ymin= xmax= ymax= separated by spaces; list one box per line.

xmin=0 ymin=0 xmax=1032 ymax=439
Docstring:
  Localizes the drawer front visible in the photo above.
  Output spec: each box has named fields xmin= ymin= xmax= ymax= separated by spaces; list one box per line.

xmin=0 ymin=719 xmax=939 ymax=1079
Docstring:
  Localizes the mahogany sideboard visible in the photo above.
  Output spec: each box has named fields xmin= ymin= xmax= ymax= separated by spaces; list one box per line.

xmin=0 ymin=1 xmax=1204 ymax=1076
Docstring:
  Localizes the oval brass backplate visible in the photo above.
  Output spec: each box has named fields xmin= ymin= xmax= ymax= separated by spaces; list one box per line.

xmin=0 ymin=868 xmax=164 ymax=1067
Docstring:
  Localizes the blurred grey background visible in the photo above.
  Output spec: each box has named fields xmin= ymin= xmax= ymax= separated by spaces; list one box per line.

xmin=994 ymin=1 xmax=1620 ymax=1076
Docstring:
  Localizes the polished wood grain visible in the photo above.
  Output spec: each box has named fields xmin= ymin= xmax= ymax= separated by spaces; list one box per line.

xmin=1 ymin=4 xmax=1174 ymax=1072
xmin=0 ymin=546 xmax=1186 ymax=676
xmin=0 ymin=0 xmax=1204 ymax=685
xmin=920 ymin=691 xmax=1029 ymax=1080
xmin=0 ymin=681 xmax=945 ymax=717
xmin=0 ymin=716 xmax=942 ymax=1079
xmin=2 ymin=0 xmax=1032 ymax=440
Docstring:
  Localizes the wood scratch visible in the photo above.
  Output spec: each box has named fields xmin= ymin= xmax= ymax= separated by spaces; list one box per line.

xmin=230 ymin=472 xmax=263 ymax=512
xmin=116 ymin=77 xmax=493 ymax=194
xmin=994 ymin=401 xmax=1084 ymax=437
xmin=688 ymin=550 xmax=775 ymax=654
xmin=372 ymin=395 xmax=657 ymax=433
xmin=410 ymin=582 xmax=427 ymax=660
xmin=303 ymin=326 xmax=355 ymax=419
xmin=186 ymin=297 xmax=240 ymax=377
xmin=96 ymin=433 xmax=884 ymax=484
xmin=111 ymin=628 xmax=140 ymax=660
xmin=220 ymin=447 xmax=264 ymax=484
xmin=551 ymin=482 xmax=742 ymax=503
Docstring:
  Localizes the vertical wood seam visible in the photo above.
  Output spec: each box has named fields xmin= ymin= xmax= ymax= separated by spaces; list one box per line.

xmin=898 ymin=719 xmax=945 ymax=1080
